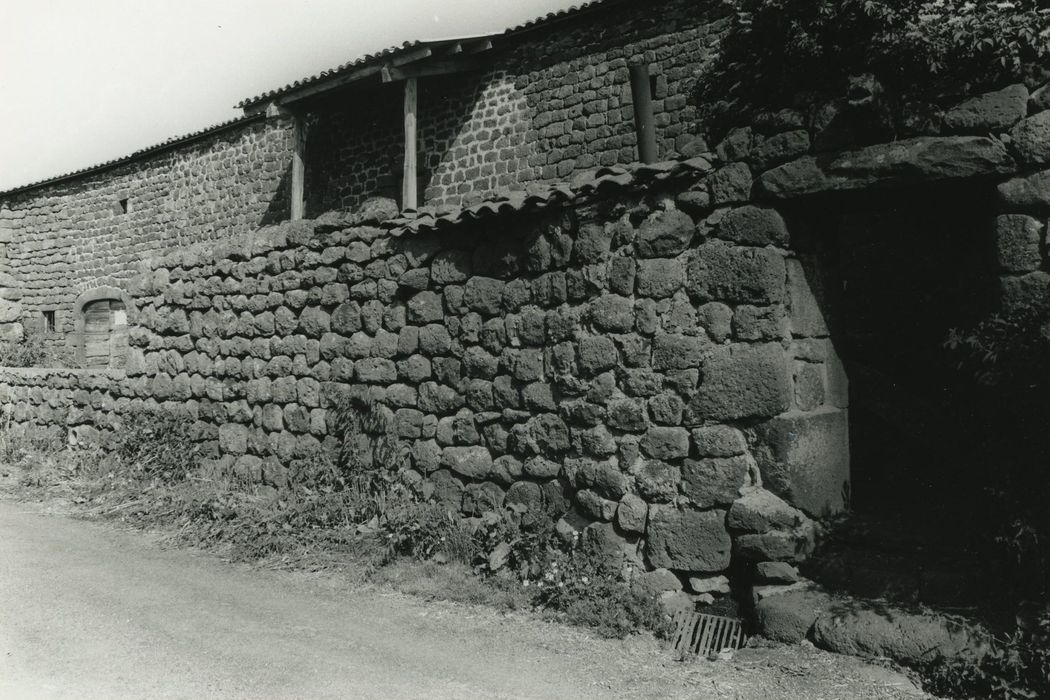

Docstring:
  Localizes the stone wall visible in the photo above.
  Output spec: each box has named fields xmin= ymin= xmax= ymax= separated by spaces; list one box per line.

xmin=0 ymin=159 xmax=849 ymax=604
xmin=306 ymin=0 xmax=725 ymax=212
xmin=0 ymin=115 xmax=296 ymax=343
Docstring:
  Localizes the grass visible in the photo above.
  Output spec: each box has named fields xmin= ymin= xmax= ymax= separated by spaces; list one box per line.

xmin=0 ymin=410 xmax=673 ymax=643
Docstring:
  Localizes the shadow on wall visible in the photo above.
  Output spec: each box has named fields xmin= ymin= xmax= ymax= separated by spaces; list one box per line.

xmin=259 ymin=161 xmax=294 ymax=227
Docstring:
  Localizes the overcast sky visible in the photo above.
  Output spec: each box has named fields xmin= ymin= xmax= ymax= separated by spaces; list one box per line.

xmin=0 ymin=0 xmax=580 ymax=191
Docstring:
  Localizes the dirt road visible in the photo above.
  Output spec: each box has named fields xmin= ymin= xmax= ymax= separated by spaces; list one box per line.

xmin=0 ymin=500 xmax=927 ymax=699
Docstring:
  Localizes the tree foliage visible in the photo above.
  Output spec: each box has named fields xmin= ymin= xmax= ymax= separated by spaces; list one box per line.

xmin=697 ymin=0 xmax=1050 ymax=127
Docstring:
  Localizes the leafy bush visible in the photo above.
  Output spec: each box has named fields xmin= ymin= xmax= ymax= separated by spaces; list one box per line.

xmin=528 ymin=542 xmax=673 ymax=640
xmin=0 ymin=329 xmax=74 ymax=368
xmin=945 ymin=306 xmax=1050 ymax=390
xmin=109 ymin=408 xmax=202 ymax=481
xmin=922 ymin=610 xmax=1050 ymax=699
xmin=697 ymin=0 xmax=1050 ymax=130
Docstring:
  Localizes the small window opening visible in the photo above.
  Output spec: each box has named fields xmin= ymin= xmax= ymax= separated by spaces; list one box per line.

xmin=649 ymin=74 xmax=659 ymax=99
xmin=42 ymin=310 xmax=56 ymax=334
xmin=118 ymin=198 xmax=129 ymax=214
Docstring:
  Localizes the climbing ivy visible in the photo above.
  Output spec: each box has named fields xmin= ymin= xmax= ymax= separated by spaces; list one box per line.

xmin=696 ymin=0 xmax=1050 ymax=129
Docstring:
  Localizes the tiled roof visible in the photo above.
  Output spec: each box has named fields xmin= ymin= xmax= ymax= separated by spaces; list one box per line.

xmin=235 ymin=40 xmax=436 ymax=110
xmin=236 ymin=0 xmax=623 ymax=110
xmin=504 ymin=0 xmax=616 ymax=34
xmin=0 ymin=114 xmax=265 ymax=199
xmin=379 ymin=156 xmax=716 ymax=237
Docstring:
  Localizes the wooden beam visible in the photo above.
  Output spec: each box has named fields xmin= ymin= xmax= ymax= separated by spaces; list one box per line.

xmin=402 ymin=78 xmax=418 ymax=211
xmin=290 ymin=113 xmax=306 ymax=221
xmin=382 ymin=58 xmax=482 ymax=83
xmin=277 ymin=64 xmax=382 ymax=106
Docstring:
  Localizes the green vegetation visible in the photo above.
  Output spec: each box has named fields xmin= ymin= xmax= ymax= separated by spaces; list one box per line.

xmin=0 ymin=328 xmax=75 ymax=368
xmin=697 ymin=0 xmax=1050 ymax=131
xmin=2 ymin=398 xmax=671 ymax=641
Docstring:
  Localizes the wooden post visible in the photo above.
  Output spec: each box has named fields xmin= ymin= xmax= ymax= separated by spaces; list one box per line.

xmin=629 ymin=63 xmax=658 ymax=164
xmin=290 ymin=112 xmax=306 ymax=221
xmin=402 ymin=77 xmax=418 ymax=211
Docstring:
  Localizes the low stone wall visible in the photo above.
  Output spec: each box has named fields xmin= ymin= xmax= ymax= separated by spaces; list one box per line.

xmin=0 ymin=157 xmax=848 ymax=605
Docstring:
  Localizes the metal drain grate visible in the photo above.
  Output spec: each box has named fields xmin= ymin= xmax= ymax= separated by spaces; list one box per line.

xmin=670 ymin=611 xmax=746 ymax=659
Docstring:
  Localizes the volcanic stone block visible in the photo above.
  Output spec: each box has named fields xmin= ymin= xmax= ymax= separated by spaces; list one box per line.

xmin=407 ymin=290 xmax=444 ymax=323
xmin=640 ymin=426 xmax=690 ymax=460
xmin=589 ymin=294 xmax=634 ymax=332
xmin=634 ymin=460 xmax=681 ymax=503
xmin=691 ymin=425 xmax=747 ymax=457
xmin=575 ymin=223 xmax=614 ymax=263
xmin=1000 ymin=271 xmax=1050 ymax=314
xmin=418 ymin=382 xmax=464 ymax=414
xmin=727 ymin=488 xmax=806 ymax=533
xmin=635 ymin=209 xmax=696 ymax=258
xmin=218 ymin=423 xmax=248 ymax=455
xmin=636 ymin=258 xmax=686 ymax=299
xmin=995 ymin=214 xmax=1044 ymax=273
xmin=297 ymin=306 xmax=330 ymax=338
xmin=577 ymin=335 xmax=618 ymax=375
xmin=691 ymin=343 xmax=791 ymax=421
xmin=709 ymin=162 xmax=753 ymax=205
xmin=646 ymin=506 xmax=732 ymax=572
xmin=716 ymin=205 xmax=789 ymax=247
xmin=607 ymin=257 xmax=636 ymax=295
xmin=575 ymin=458 xmax=629 ymax=500
xmin=652 ymin=333 xmax=708 ymax=370
xmin=441 ymin=445 xmax=493 ymax=479
xmin=464 ymin=277 xmax=506 ymax=316
xmin=355 ymin=358 xmax=396 ymax=384
xmin=944 ymin=83 xmax=1027 ymax=132
xmin=430 ymin=250 xmax=471 ymax=285
xmin=617 ymin=493 xmax=648 ymax=533
xmin=760 ymin=136 xmax=1016 ymax=198
xmin=688 ymin=241 xmax=786 ymax=304
xmin=749 ymin=409 xmax=850 ymax=517
xmin=681 ymin=456 xmax=751 ymax=507
xmin=749 ymin=130 xmax=811 ymax=172
xmin=1010 ymin=109 xmax=1050 ymax=167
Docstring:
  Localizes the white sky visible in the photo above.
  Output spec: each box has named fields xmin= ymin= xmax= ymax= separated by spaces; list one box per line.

xmin=0 ymin=0 xmax=580 ymax=191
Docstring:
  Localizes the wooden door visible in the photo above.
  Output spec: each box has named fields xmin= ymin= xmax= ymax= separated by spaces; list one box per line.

xmin=82 ymin=299 xmax=127 ymax=369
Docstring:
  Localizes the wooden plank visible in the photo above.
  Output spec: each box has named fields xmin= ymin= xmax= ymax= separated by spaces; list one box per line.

xmin=381 ymin=58 xmax=482 ymax=83
xmin=402 ymin=77 xmax=418 ymax=211
xmin=290 ymin=112 xmax=306 ymax=221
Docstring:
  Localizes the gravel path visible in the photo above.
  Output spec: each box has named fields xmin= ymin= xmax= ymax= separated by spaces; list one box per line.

xmin=0 ymin=499 xmax=929 ymax=699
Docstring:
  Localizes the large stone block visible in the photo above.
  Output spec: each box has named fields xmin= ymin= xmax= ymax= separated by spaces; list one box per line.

xmin=652 ymin=333 xmax=709 ymax=370
xmin=688 ymin=241 xmax=786 ymax=304
xmin=1010 ymin=109 xmax=1050 ymax=166
xmin=944 ymin=84 xmax=1027 ymax=132
xmin=759 ymin=137 xmax=1016 ymax=198
xmin=589 ymin=294 xmax=634 ymax=332
xmin=749 ymin=409 xmax=850 ymax=517
xmin=681 ymin=455 xmax=751 ymax=508
xmin=690 ymin=343 xmax=791 ymax=421
xmin=995 ymin=214 xmax=1044 ymax=272
xmin=716 ymin=205 xmax=789 ymax=247
xmin=441 ymin=445 xmax=493 ymax=480
xmin=407 ymin=290 xmax=443 ymax=323
xmin=787 ymin=258 xmax=830 ymax=338
xmin=634 ymin=209 xmax=695 ymax=258
xmin=997 ymin=169 xmax=1050 ymax=211
xmin=1000 ymin=271 xmax=1050 ymax=314
xmin=635 ymin=258 xmax=685 ymax=298
xmin=646 ymin=506 xmax=731 ymax=572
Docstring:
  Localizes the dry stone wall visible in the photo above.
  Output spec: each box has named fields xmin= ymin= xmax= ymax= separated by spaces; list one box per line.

xmin=0 ymin=116 xmax=295 ymax=343
xmin=0 ymin=159 xmax=848 ymax=602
